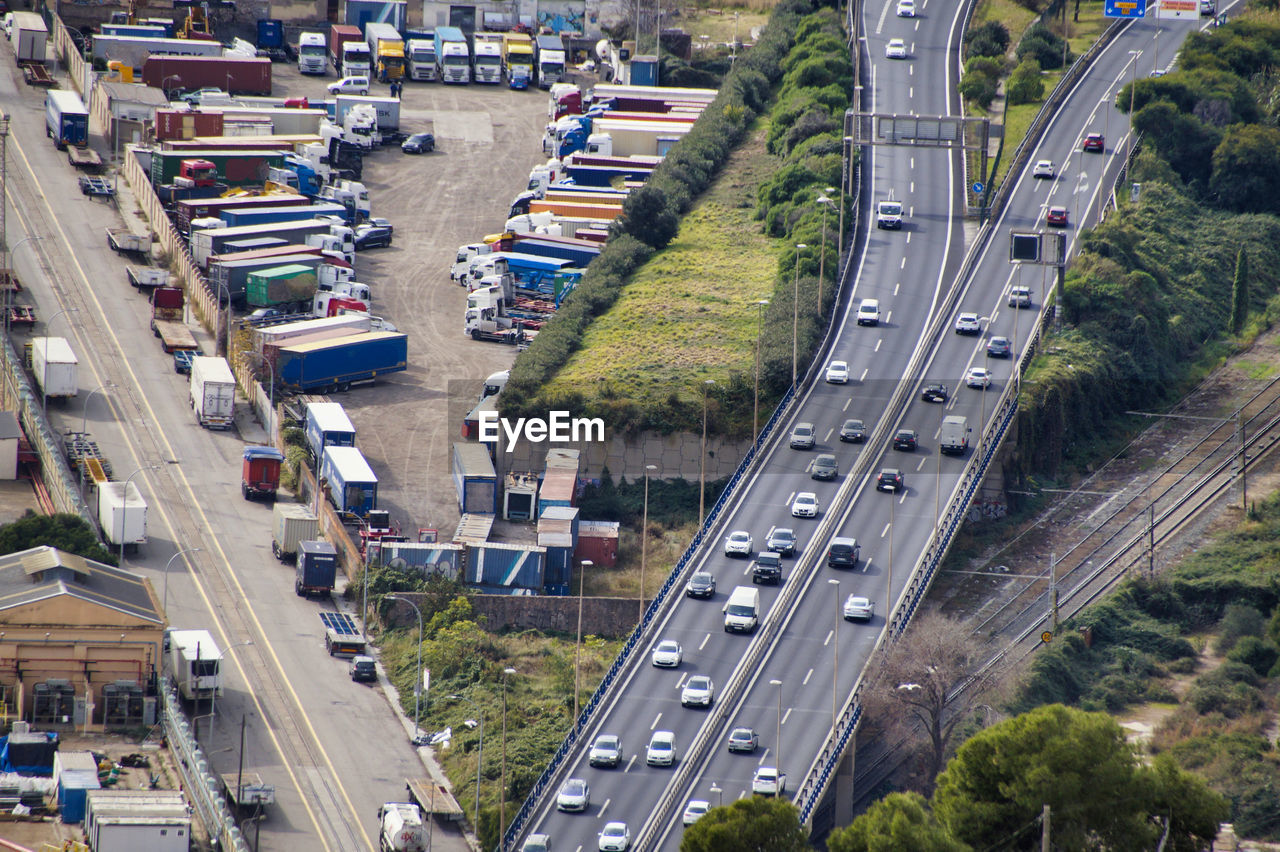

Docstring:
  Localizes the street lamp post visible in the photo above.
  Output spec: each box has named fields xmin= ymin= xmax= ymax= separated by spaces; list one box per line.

xmin=41 ymin=307 xmax=80 ymax=417
xmin=888 ymin=490 xmax=896 ymax=620
xmin=214 ymin=280 xmax=232 ymax=360
xmin=791 ymin=244 xmax=807 ymax=386
xmin=573 ymin=560 xmax=592 ymax=727
xmin=119 ymin=464 xmax=158 ymax=563
xmin=205 ymin=640 xmax=253 ymax=740
xmin=841 ymin=136 xmax=853 ymax=255
xmin=387 ymin=595 xmax=424 ymax=743
xmin=769 ymin=678 xmax=783 ymax=777
xmin=499 ymin=666 xmax=517 ymax=851
xmin=817 ymin=192 xmax=836 ymax=317
xmin=447 ymin=692 xmax=484 ymax=833
xmin=80 ymin=383 xmax=116 ymax=435
xmin=699 ymin=379 xmax=715 ymax=526
xmin=162 ymin=546 xmax=202 ymax=618
xmin=354 ymin=514 xmax=370 ymax=642
xmin=827 ymin=578 xmax=840 ymax=729
xmin=640 ymin=465 xmax=656 ymax=622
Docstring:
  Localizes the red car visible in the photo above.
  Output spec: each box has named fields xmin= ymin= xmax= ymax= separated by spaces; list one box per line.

xmin=1082 ymin=132 xmax=1105 ymax=152
xmin=1046 ymin=206 xmax=1069 ymax=227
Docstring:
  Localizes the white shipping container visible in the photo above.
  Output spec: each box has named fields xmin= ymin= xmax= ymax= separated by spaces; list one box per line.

xmin=253 ymin=313 xmax=371 ymax=355
xmin=189 ymin=356 xmax=236 ymax=428
xmin=166 ymin=629 xmax=222 ymax=701
xmin=31 ymin=336 xmax=79 ymax=398
xmin=97 ymin=480 xmax=147 ymax=547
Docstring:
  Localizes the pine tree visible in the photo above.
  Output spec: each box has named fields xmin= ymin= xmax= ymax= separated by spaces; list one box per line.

xmin=1231 ymin=248 xmax=1249 ymax=334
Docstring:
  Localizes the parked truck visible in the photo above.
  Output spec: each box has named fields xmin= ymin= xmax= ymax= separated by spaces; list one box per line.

xmin=98 ymin=480 xmax=147 ymax=552
xmin=320 ymin=445 xmax=378 ymax=516
xmin=189 ymin=356 xmax=236 ymax=429
xmin=242 ymin=446 xmax=285 ymax=500
xmin=150 ymin=287 xmax=199 ymax=354
xmin=141 ymin=56 xmax=273 ymax=96
xmin=256 ymin=18 xmax=288 ymax=61
xmin=255 ymin=314 xmax=371 ymax=356
xmin=275 ymin=330 xmax=408 ymax=393
xmin=32 ymin=337 xmax=78 ymax=399
xmin=167 ymin=629 xmax=221 ymax=701
xmin=434 ymin=27 xmax=470 ymax=83
xmin=378 ymin=802 xmax=428 ymax=852
xmin=334 ymin=95 xmax=400 ymax=132
xmin=11 ymin=12 xmax=48 ymax=64
xmin=272 ymin=503 xmax=319 ymax=561
xmin=305 ymin=401 xmax=357 ymax=459
xmin=246 ymin=264 xmax=319 ymax=312
xmin=297 ymin=31 xmax=327 ymax=74
xmin=405 ymin=38 xmax=436 ymax=81
xmin=44 ymin=91 xmax=89 ymax=150
xmin=472 ymin=33 xmax=503 ymax=83
xmin=503 ymin=33 xmax=535 ymax=82
xmin=452 ymin=441 xmax=498 ymax=514
xmin=535 ymin=34 xmax=566 ymax=88
xmin=174 ymin=193 xmax=313 ymax=235
xmin=295 ymin=540 xmax=338 ymax=597
xmin=365 ymin=22 xmax=405 ymax=82
xmin=329 ymin=25 xmax=370 ymax=76
xmin=149 ymin=150 xmax=286 ymax=188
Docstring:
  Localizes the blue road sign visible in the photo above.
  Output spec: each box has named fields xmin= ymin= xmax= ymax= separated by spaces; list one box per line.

xmin=1105 ymin=0 xmax=1145 ymax=17
xmin=972 ymin=182 xmax=984 ymax=194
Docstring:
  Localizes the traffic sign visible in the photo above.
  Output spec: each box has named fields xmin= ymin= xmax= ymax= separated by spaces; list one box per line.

xmin=972 ymin=182 xmax=984 ymax=194
xmin=1104 ymin=0 xmax=1145 ymax=17
xmin=1041 ymin=631 xmax=1053 ymax=643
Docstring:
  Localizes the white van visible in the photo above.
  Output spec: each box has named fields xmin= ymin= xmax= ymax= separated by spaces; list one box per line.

xmin=857 ymin=298 xmax=881 ymax=326
xmin=723 ymin=586 xmax=760 ymax=634
xmin=940 ymin=414 xmax=971 ymax=455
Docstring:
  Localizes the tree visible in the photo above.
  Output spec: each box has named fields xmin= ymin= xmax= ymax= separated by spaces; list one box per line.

xmin=1006 ymin=56 xmax=1044 ymax=105
xmin=1230 ymin=247 xmax=1249 ymax=334
xmin=680 ymin=797 xmax=808 ymax=852
xmin=1210 ymin=124 xmax=1280 ymax=214
xmin=1141 ymin=754 xmax=1229 ymax=852
xmin=0 ymin=511 xmax=117 ymax=564
xmin=828 ymin=792 xmax=971 ymax=852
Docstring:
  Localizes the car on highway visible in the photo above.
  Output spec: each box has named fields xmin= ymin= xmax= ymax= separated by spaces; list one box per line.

xmin=791 ymin=492 xmax=819 ymax=518
xmin=893 ymin=428 xmax=918 ymax=451
xmin=752 ymin=766 xmax=786 ymax=796
xmin=857 ymin=298 xmax=882 ymax=325
xmin=897 ymin=0 xmax=916 ymax=15
xmin=825 ymin=360 xmax=850 ymax=383
xmin=727 ymin=727 xmax=760 ymax=753
xmin=966 ymin=366 xmax=993 ymax=388
xmin=789 ymin=422 xmax=816 ymax=449
xmin=683 ymin=800 xmax=711 ymax=825
xmin=680 ymin=675 xmax=715 ymax=708
xmin=1082 ymin=132 xmax=1105 ymax=152
xmin=598 ymin=821 xmax=631 ymax=851
xmin=724 ymin=530 xmax=753 ymax=557
xmin=1032 ymin=159 xmax=1055 ymax=179
xmin=556 ymin=777 xmax=590 ymax=812
xmin=877 ymin=469 xmax=905 ymax=492
xmin=1046 ymin=206 xmax=1069 ymax=227
xmin=651 ymin=639 xmax=683 ymax=668
xmin=349 ymin=655 xmax=377 ymax=683
xmin=327 ymin=74 xmax=370 ymax=95
xmin=647 ymin=731 xmax=677 ymax=766
xmin=766 ymin=527 xmax=797 ymax=556
xmin=840 ymin=418 xmax=866 ymax=442
xmin=828 ymin=537 xmax=861 ymax=568
xmin=522 ymin=835 xmax=551 ymax=852
xmin=685 ymin=571 xmax=716 ymax=598
xmin=885 ymin=38 xmax=908 ymax=59
xmin=589 ymin=734 xmax=623 ymax=768
xmin=843 ymin=595 xmax=875 ymax=622
xmin=1009 ymin=285 xmax=1033 ymax=308
xmin=401 ymin=132 xmax=435 ymax=154
xmin=810 ymin=453 xmax=839 ymax=481
xmin=954 ymin=313 xmax=982 ymax=335
xmin=921 ymin=383 xmax=949 ymax=403
xmin=752 ymin=551 xmax=783 ymax=584
xmin=354 ymin=224 xmax=394 ymax=249
xmin=987 ymin=336 xmax=1012 ymax=358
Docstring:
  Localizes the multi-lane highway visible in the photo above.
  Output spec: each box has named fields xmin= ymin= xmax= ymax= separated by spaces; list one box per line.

xmin=515 ymin=2 xmax=1213 ymax=849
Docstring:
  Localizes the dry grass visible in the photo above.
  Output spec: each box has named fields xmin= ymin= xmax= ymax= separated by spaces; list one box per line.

xmin=678 ymin=7 xmax=773 ymax=45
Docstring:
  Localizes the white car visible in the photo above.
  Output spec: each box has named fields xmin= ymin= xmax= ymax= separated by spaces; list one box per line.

xmin=588 ymin=734 xmax=623 ymax=767
xmin=1032 ymin=159 xmax=1055 ymax=179
xmin=522 ymin=835 xmax=551 ymax=852
xmin=647 ymin=731 xmax=677 ymax=766
xmin=966 ymin=366 xmax=993 ymax=389
xmin=843 ymin=595 xmax=875 ymax=621
xmin=327 ymin=75 xmax=370 ymax=95
xmin=896 ymin=0 xmax=917 ymax=15
xmin=1008 ymin=285 xmax=1033 ymax=308
xmin=954 ymin=313 xmax=981 ymax=335
xmin=680 ymin=675 xmax=715 ymax=708
xmin=724 ymin=530 xmax=753 ymax=557
xmin=825 ymin=360 xmax=850 ymax=384
xmin=752 ymin=766 xmax=785 ymax=796
xmin=556 ymin=777 xmax=590 ymax=812
xmin=857 ymin=298 xmax=882 ymax=325
xmin=886 ymin=38 xmax=908 ymax=59
xmin=791 ymin=492 xmax=819 ymax=518
xmin=651 ymin=639 xmax=683 ymax=668
xmin=598 ymin=821 xmax=631 ymax=851
xmin=683 ymin=799 xmax=711 ymax=825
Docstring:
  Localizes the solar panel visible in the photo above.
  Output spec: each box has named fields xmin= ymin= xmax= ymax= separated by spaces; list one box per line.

xmin=319 ymin=612 xmax=359 ymax=636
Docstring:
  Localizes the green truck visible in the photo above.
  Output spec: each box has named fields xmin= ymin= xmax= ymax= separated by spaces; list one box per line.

xmin=149 ymin=150 xmax=286 ymax=187
xmin=246 ymin=264 xmax=319 ymax=312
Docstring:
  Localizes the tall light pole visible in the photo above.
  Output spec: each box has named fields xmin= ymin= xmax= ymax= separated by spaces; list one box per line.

xmin=447 ymin=691 xmax=484 ymax=833
xmin=753 ymin=298 xmax=770 ymax=438
xmin=119 ymin=464 xmax=158 ymax=563
xmin=1127 ymin=50 xmax=1141 ymax=169
xmin=791 ymin=244 xmax=807 ymax=386
xmin=699 ymin=379 xmax=715 ymax=526
xmin=1073 ymin=172 xmax=1088 ymax=230
xmin=769 ymin=678 xmax=783 ymax=777
xmin=80 ymin=382 xmax=116 ymax=435
xmin=41 ymin=307 xmax=80 ymax=417
xmin=387 ymin=594 xmax=424 ymax=743
xmin=162 ymin=546 xmax=202 ymax=618
xmin=573 ymin=560 xmax=592 ymax=726
xmin=640 ymin=465 xmax=656 ymax=622
xmin=888 ymin=490 xmax=896 ymax=620
xmin=816 ymin=192 xmax=836 ymax=317
xmin=499 ymin=666 xmax=518 ymax=851
xmin=827 ymin=578 xmax=840 ymax=729
xmin=355 ymin=514 xmax=371 ymax=642
xmin=215 ymin=280 xmax=232 ymax=360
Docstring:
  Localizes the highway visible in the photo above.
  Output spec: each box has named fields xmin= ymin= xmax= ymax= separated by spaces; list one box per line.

xmin=516 ymin=3 xmax=1212 ymax=850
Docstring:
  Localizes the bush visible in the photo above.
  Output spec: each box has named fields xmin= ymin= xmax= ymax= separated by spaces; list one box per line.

xmin=965 ymin=20 xmax=1010 ymax=58
xmin=1007 ymin=56 xmax=1045 ymax=104
xmin=959 ymin=56 xmax=1002 ymax=108
xmin=1226 ymin=636 xmax=1279 ymax=677
xmin=1215 ymin=603 xmax=1266 ymax=654
xmin=1016 ymin=24 xmax=1071 ymax=70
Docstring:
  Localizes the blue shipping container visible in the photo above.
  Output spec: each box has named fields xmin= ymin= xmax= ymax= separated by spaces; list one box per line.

xmin=377 ymin=541 xmax=464 ymax=579
xmin=220 ymin=202 xmax=350 ymax=228
xmin=276 ymin=331 xmax=408 ymax=393
xmin=465 ymin=542 xmax=545 ymax=591
xmin=45 ymin=91 xmax=89 ymax=150
xmin=320 ymin=445 xmax=378 ymax=516
xmin=256 ymin=18 xmax=284 ymax=48
xmin=305 ymin=401 xmax=357 ymax=459
xmin=542 ymin=543 xmax=573 ymax=593
xmin=631 ymin=56 xmax=659 ymax=86
xmin=452 ymin=442 xmax=498 ymax=515
xmin=58 ymin=769 xmax=100 ymax=823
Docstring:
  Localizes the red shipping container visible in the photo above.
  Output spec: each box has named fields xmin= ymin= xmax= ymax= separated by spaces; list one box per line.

xmin=155 ymin=109 xmax=224 ymax=141
xmin=142 ymin=55 xmax=272 ymax=96
xmin=576 ymin=520 xmax=618 ymax=568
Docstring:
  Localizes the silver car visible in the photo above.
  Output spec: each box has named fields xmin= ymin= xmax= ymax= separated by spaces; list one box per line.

xmin=589 ymin=734 xmax=623 ymax=768
xmin=683 ymin=799 xmax=711 ymax=825
xmin=680 ymin=675 xmax=715 ymax=708
xmin=843 ymin=595 xmax=875 ymax=622
xmin=789 ymin=422 xmax=816 ymax=449
xmin=556 ymin=777 xmax=590 ymax=812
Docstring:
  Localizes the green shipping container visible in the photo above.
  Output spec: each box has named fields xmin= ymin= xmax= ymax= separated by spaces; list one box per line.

xmin=246 ymin=264 xmax=319 ymax=308
xmin=149 ymin=150 xmax=286 ymax=187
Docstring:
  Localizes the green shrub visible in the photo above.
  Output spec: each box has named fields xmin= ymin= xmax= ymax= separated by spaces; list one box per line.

xmin=1007 ymin=56 xmax=1044 ymax=105
xmin=965 ymin=20 xmax=1010 ymax=58
xmin=1225 ymin=636 xmax=1278 ymax=677
xmin=1215 ymin=603 xmax=1265 ymax=654
xmin=1016 ymin=24 xmax=1071 ymax=70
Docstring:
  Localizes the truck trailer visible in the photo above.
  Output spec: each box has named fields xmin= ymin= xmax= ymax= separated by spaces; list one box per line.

xmin=320 ymin=445 xmax=378 ymax=516
xmin=452 ymin=441 xmax=498 ymax=515
xmin=166 ymin=629 xmax=222 ymax=701
xmin=32 ymin=337 xmax=78 ymax=399
xmin=191 ymin=220 xmax=351 ymax=268
xmin=189 ymin=356 xmax=236 ymax=429
xmin=329 ymin=25 xmax=367 ymax=75
xmin=97 ymin=480 xmax=147 ymax=550
xmin=253 ymin=314 xmax=371 ymax=355
xmin=406 ymin=38 xmax=436 ymax=81
xmin=305 ymin=401 xmax=357 ymax=459
xmin=272 ymin=503 xmax=319 ymax=561
xmin=242 ymin=446 xmax=285 ymax=500
xmin=12 ymin=13 xmax=48 ymax=64
xmin=246 ymin=264 xmax=318 ymax=311
xmin=434 ymin=27 xmax=469 ymax=83
xmin=91 ymin=35 xmax=221 ymax=74
xmin=175 ymin=193 xmax=313 ymax=235
xmin=219 ymin=202 xmax=351 ymax=229
xmin=275 ymin=331 xmax=408 ymax=393
xmin=295 ymin=540 xmax=338 ymax=597
xmin=149 ymin=150 xmax=286 ymax=189
xmin=150 ymin=287 xmax=199 ymax=354
xmin=44 ymin=91 xmax=89 ymax=150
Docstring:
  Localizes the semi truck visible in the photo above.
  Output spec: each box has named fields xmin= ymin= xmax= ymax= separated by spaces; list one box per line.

xmin=472 ymin=33 xmax=503 ymax=83
xmin=272 ymin=503 xmax=319 ymax=561
xmin=174 ymin=193 xmax=313 ymax=235
xmin=295 ymin=540 xmax=338 ymax=597
xmin=191 ymin=220 xmax=355 ymax=268
xmin=329 ymin=25 xmax=371 ymax=77
xmin=246 ymin=264 xmax=318 ymax=312
xmin=150 ymin=287 xmax=199 ymax=354
xmin=275 ymin=330 xmax=408 ymax=393
xmin=297 ymin=31 xmax=327 ymax=74
xmin=406 ymin=38 xmax=436 ymax=81
xmin=190 ymin=356 xmax=236 ymax=429
xmin=241 ymin=446 xmax=285 ymax=500
xmin=365 ymin=22 xmax=405 ymax=82
xmin=305 ymin=401 xmax=357 ymax=459
xmin=141 ymin=56 xmax=273 ymax=96
xmin=334 ymin=94 xmax=401 ymax=132
xmin=92 ymin=36 xmax=222 ymax=74
xmin=166 ymin=629 xmax=222 ymax=701
xmin=44 ymin=91 xmax=89 ymax=150
xmin=32 ymin=337 xmax=78 ymax=399
xmin=535 ymin=34 xmax=566 ymax=88
xmin=149 ymin=150 xmax=286 ymax=188
xmin=255 ymin=314 xmax=371 ymax=356
xmin=503 ymin=33 xmax=535 ymax=82
xmin=434 ymin=27 xmax=470 ymax=83
xmin=98 ymin=480 xmax=148 ymax=552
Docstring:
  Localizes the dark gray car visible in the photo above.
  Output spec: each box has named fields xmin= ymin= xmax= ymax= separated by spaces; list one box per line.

xmin=810 ymin=453 xmax=839 ymax=481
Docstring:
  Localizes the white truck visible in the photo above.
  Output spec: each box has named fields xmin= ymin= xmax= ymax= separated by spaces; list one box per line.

xmin=97 ymin=480 xmax=148 ymax=550
xmin=473 ymin=34 xmax=503 ymax=83
xmin=298 ymin=31 xmax=328 ymax=75
xmin=406 ymin=38 xmax=436 ymax=81
xmin=32 ymin=336 xmax=79 ymax=399
xmin=166 ymin=629 xmax=223 ymax=702
xmin=190 ymin=355 xmax=236 ymax=429
xmin=11 ymin=12 xmax=47 ymax=63
xmin=939 ymin=414 xmax=971 ymax=455
xmin=876 ymin=195 xmax=903 ymax=229
xmin=378 ymin=802 xmax=428 ymax=852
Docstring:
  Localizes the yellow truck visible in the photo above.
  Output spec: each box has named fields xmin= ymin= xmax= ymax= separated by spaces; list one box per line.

xmin=503 ymin=32 xmax=535 ymax=82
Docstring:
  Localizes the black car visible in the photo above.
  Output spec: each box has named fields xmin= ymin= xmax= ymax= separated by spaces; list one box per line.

xmin=839 ymin=419 xmax=866 ymax=443
xmin=766 ymin=527 xmax=797 ymax=556
xmin=877 ymin=469 xmax=905 ymax=492
xmin=810 ymin=453 xmax=839 ymax=481
xmin=685 ymin=571 xmax=716 ymax=598
xmin=893 ymin=428 xmax=918 ymax=451
xmin=401 ymin=132 xmax=435 ymax=154
xmin=752 ymin=552 xmax=782 ymax=585
xmin=354 ymin=225 xmax=393 ymax=250
xmin=921 ymin=383 xmax=949 ymax=403
xmin=349 ymin=655 xmax=377 ymax=682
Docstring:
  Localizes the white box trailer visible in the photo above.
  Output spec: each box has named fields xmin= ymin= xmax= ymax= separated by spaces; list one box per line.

xmin=97 ymin=480 xmax=147 ymax=549
xmin=166 ymin=629 xmax=222 ymax=701
xmin=253 ymin=313 xmax=371 ymax=355
xmin=31 ymin=336 xmax=79 ymax=399
xmin=189 ymin=355 xmax=236 ymax=429
xmin=11 ymin=12 xmax=48 ymax=63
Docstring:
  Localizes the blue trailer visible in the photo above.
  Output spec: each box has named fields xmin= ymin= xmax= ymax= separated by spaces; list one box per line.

xmin=376 ymin=541 xmax=464 ymax=579
xmin=220 ymin=202 xmax=351 ymax=228
xmin=346 ymin=0 xmax=408 ymax=32
xmin=45 ymin=91 xmax=89 ymax=150
xmin=320 ymin=445 xmax=378 ymax=516
xmin=275 ymin=331 xmax=408 ymax=393
xmin=256 ymin=19 xmax=284 ymax=49
xmin=295 ymin=539 xmax=338 ymax=597
xmin=305 ymin=401 xmax=357 ymax=460
xmin=452 ymin=441 xmax=498 ymax=515
xmin=509 ymin=235 xmax=601 ymax=268
xmin=464 ymin=542 xmax=546 ymax=593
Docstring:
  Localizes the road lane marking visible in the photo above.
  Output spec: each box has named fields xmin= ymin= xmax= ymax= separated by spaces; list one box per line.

xmin=875 ymin=339 xmax=882 ymax=352
xmin=782 ymin=708 xmax=793 ymax=726
xmin=900 ymin=257 xmax=907 ymax=270
xmin=894 ymin=282 xmax=900 ymax=295
xmin=699 ymin=633 xmax=710 ymax=651
xmin=676 ymin=673 xmax=688 ymax=689
xmin=881 ymin=523 xmax=891 ymax=538
xmin=599 ymin=799 xmax=611 ymax=818
xmin=651 ymin=713 xmax=662 ymax=730
xmin=846 ymin=395 xmax=855 ymax=409
xmin=823 ymin=630 xmax=832 ymax=646
xmin=804 ymin=668 xmax=814 ymax=685
xmin=625 ymin=755 xmax=636 ymax=772
xmin=824 ymin=427 xmax=834 ymax=442
xmin=917 ymin=457 xmax=927 ymax=470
